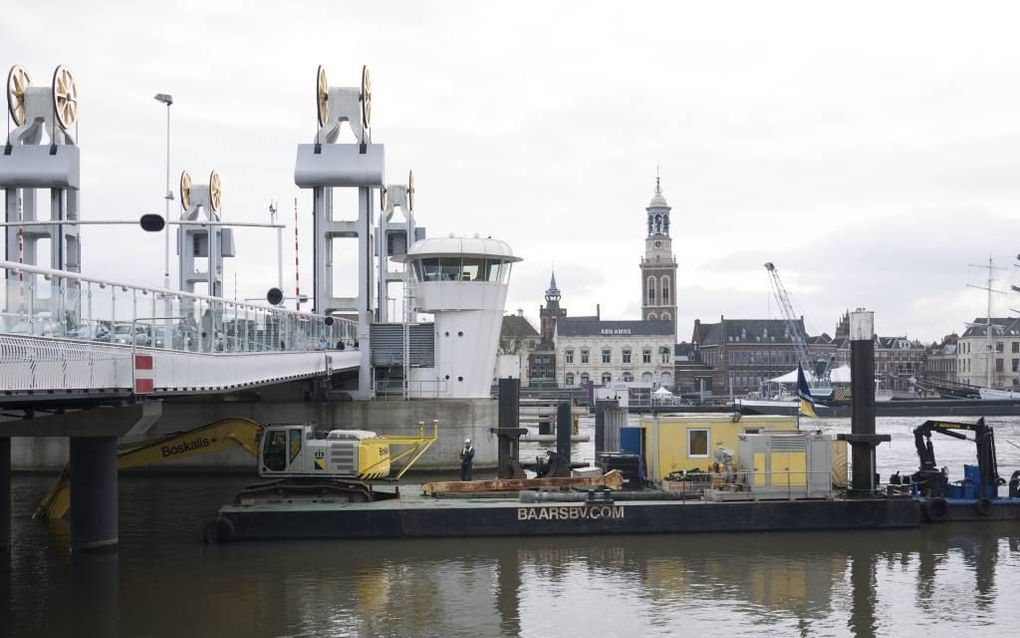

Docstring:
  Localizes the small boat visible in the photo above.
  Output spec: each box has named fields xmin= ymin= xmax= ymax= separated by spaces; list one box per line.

xmin=978 ymin=387 xmax=1020 ymax=400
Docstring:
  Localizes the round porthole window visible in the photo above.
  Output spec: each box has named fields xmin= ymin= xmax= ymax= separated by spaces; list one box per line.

xmin=445 ymin=374 xmax=450 ymax=380
xmin=457 ymin=331 xmax=464 ymax=337
xmin=457 ymin=376 xmax=463 ymax=382
xmin=444 ymin=331 xmax=450 ymax=337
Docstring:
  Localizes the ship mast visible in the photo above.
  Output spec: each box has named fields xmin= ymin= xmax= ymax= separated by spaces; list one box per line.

xmin=968 ymin=257 xmax=1006 ymax=388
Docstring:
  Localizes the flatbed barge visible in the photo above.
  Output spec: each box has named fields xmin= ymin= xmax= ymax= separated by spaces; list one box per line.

xmin=208 ymin=491 xmax=922 ymax=542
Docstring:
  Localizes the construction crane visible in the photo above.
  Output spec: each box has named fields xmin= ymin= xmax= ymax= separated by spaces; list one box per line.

xmin=763 ymin=262 xmax=830 ymax=387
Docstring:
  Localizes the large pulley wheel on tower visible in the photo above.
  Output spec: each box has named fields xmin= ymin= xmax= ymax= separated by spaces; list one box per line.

xmin=360 ymin=65 xmax=372 ymax=130
xmin=6 ymin=65 xmax=31 ymax=126
xmin=179 ymin=171 xmax=192 ymax=211
xmin=209 ymin=171 xmax=222 ymax=212
xmin=407 ymin=170 xmax=415 ymax=211
xmin=51 ymin=65 xmax=79 ymax=130
xmin=316 ymin=65 xmax=329 ymax=128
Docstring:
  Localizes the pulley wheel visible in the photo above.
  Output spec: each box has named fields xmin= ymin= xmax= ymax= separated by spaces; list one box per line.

xmin=179 ymin=171 xmax=192 ymax=210
xmin=360 ymin=65 xmax=372 ymax=130
xmin=51 ymin=65 xmax=79 ymax=130
xmin=209 ymin=170 xmax=222 ymax=212
xmin=407 ymin=169 xmax=415 ymax=211
xmin=316 ymin=65 xmax=329 ymax=127
xmin=6 ymin=65 xmax=31 ymax=126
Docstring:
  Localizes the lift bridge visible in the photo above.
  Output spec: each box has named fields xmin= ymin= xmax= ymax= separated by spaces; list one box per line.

xmin=0 ymin=260 xmax=359 ymax=401
xmin=0 ymin=62 xmax=519 ymax=554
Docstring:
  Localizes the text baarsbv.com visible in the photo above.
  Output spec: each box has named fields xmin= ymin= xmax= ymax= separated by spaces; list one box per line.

xmin=517 ymin=505 xmax=625 ymax=521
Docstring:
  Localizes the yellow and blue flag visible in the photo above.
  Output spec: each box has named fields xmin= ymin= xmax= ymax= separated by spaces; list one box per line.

xmin=797 ymin=365 xmax=818 ymax=418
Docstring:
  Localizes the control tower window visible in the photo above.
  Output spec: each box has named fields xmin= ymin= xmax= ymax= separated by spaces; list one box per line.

xmin=439 ymin=257 xmax=461 ymax=281
xmin=485 ymin=260 xmax=503 ymax=282
xmin=419 ymin=258 xmax=440 ymax=281
xmin=415 ymin=256 xmax=513 ymax=283
xmin=461 ymin=257 xmax=486 ymax=281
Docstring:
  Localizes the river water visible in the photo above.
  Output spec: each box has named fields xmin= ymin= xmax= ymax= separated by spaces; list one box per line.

xmin=4 ymin=416 xmax=1020 ymax=638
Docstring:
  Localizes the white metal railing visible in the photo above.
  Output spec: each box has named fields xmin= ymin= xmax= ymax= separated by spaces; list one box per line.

xmin=0 ymin=333 xmax=362 ymax=394
xmin=0 ymin=260 xmax=357 ymax=355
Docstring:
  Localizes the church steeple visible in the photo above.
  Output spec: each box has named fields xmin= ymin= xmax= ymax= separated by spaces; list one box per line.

xmin=646 ymin=175 xmax=671 ymax=238
xmin=545 ymin=269 xmax=561 ymax=304
xmin=539 ymin=268 xmax=566 ymax=351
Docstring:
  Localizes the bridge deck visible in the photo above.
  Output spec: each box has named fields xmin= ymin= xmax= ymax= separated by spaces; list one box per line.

xmin=0 ymin=334 xmax=359 ymax=402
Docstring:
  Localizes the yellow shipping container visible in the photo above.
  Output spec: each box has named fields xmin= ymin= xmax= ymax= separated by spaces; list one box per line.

xmin=639 ymin=414 xmax=799 ymax=481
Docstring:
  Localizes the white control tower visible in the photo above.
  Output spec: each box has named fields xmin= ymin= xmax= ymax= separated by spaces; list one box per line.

xmin=401 ymin=235 xmax=520 ymax=399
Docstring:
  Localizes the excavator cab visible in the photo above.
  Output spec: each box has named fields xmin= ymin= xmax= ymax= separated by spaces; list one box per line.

xmin=257 ymin=425 xmax=392 ymax=479
xmin=260 ymin=425 xmax=306 ymax=473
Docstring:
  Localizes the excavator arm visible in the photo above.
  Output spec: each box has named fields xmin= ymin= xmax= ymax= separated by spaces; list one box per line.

xmin=911 ymin=418 xmax=1001 ymax=495
xmin=34 ymin=418 xmax=264 ymax=520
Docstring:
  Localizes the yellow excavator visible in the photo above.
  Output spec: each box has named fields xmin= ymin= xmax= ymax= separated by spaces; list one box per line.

xmin=35 ymin=418 xmax=439 ymax=519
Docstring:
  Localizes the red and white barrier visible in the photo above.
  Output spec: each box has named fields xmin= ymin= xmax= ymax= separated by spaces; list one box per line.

xmin=134 ymin=353 xmax=154 ymax=394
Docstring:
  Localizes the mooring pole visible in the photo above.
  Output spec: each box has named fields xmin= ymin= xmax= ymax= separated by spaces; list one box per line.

xmin=556 ymin=400 xmax=572 ymax=462
xmin=838 ymin=310 xmax=890 ymax=495
xmin=495 ymin=378 xmax=521 ymax=478
xmin=0 ymin=437 xmax=10 ymax=552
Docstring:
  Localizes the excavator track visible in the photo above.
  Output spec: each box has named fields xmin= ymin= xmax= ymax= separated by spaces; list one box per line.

xmin=233 ymin=478 xmax=398 ymax=505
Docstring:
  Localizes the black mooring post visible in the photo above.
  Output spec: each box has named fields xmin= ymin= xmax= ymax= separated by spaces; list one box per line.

xmin=851 ymin=337 xmax=876 ymax=438
xmin=0 ymin=437 xmax=10 ymax=553
xmin=497 ymin=378 xmax=520 ymax=478
xmin=556 ymin=400 xmax=571 ymax=461
xmin=838 ymin=310 xmax=890 ymax=496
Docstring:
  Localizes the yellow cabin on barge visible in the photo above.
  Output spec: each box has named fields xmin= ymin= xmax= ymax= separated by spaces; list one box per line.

xmin=639 ymin=414 xmax=799 ymax=481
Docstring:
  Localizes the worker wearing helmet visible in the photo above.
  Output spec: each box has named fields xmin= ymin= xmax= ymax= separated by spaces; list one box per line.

xmin=460 ymin=438 xmax=475 ymax=481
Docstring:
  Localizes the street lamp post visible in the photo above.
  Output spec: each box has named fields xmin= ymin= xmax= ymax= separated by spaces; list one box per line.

xmin=154 ymin=93 xmax=173 ymax=289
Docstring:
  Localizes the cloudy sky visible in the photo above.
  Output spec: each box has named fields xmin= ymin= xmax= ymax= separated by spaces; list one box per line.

xmin=6 ymin=1 xmax=1020 ymax=343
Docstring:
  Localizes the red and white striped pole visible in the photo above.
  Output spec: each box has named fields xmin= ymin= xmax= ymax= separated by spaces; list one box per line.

xmin=294 ymin=196 xmax=301 ymax=312
xmin=17 ymin=192 xmax=23 ymax=282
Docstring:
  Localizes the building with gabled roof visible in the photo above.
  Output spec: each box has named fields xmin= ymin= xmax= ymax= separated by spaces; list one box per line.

xmin=957 ymin=317 xmax=1020 ymax=388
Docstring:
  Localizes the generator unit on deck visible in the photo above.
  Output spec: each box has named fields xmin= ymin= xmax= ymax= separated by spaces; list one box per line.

xmin=737 ymin=431 xmax=832 ymax=500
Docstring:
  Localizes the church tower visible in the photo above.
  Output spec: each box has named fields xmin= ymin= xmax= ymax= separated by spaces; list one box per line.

xmin=640 ymin=175 xmax=677 ymax=339
xmin=539 ymin=269 xmax=565 ymax=350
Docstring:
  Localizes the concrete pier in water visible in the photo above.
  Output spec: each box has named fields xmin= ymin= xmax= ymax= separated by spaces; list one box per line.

xmin=69 ymin=437 xmax=119 ymax=552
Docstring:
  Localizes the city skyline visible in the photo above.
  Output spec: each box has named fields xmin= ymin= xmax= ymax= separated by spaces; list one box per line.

xmin=6 ymin=1 xmax=1020 ymax=343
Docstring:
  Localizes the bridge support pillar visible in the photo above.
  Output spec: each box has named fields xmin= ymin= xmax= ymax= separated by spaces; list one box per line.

xmin=1 ymin=437 xmax=9 ymax=552
xmin=69 ymin=437 xmax=118 ymax=552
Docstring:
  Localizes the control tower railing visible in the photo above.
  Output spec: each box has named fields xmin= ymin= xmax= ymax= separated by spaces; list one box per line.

xmin=0 ymin=260 xmax=356 ymax=355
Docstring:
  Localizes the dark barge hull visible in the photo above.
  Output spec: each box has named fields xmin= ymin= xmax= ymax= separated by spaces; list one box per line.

xmin=918 ymin=497 xmax=1020 ymax=523
xmin=212 ymin=496 xmax=921 ymax=542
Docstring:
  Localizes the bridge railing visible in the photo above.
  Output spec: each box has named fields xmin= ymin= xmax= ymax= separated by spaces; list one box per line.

xmin=0 ymin=260 xmax=357 ymax=355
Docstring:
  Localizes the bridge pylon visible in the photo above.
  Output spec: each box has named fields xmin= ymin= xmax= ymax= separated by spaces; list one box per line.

xmin=295 ymin=65 xmax=383 ymax=398
xmin=1 ymin=65 xmax=83 ymax=329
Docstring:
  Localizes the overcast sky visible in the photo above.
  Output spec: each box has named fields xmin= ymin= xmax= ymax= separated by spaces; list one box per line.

xmin=7 ymin=1 xmax=1020 ymax=343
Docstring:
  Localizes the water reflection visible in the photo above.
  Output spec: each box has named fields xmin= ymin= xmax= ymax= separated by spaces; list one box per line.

xmin=5 ymin=476 xmax=1020 ymax=637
